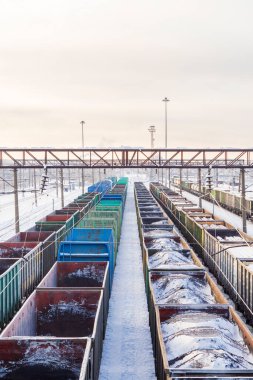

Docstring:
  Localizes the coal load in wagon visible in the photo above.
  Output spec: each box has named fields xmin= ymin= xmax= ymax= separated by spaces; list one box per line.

xmin=59 ymin=263 xmax=105 ymax=288
xmin=148 ymin=249 xmax=196 ymax=269
xmin=146 ymin=238 xmax=182 ymax=251
xmin=162 ymin=311 xmax=253 ymax=370
xmin=152 ymin=272 xmax=216 ymax=304
xmin=0 ymin=339 xmax=89 ymax=380
xmin=143 ymin=230 xmax=175 ymax=239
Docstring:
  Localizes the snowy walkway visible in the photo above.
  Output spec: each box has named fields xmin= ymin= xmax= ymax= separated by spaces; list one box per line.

xmin=99 ymin=182 xmax=156 ymax=380
xmin=176 ymin=187 xmax=253 ymax=237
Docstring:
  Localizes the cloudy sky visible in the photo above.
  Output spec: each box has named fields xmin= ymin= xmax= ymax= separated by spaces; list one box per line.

xmin=0 ymin=0 xmax=253 ymax=148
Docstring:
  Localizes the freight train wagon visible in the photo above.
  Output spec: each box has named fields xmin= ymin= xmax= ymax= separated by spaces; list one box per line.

xmin=0 ymin=191 xmax=100 ymax=331
xmin=0 ymin=177 xmax=129 ymax=379
xmin=150 ymin=182 xmax=253 ymax=324
xmin=135 ymin=181 xmax=253 ymax=380
xmin=172 ymin=177 xmax=253 ymax=219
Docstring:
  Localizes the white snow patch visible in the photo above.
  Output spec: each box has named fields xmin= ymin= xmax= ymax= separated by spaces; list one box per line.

xmin=99 ymin=178 xmax=156 ymax=380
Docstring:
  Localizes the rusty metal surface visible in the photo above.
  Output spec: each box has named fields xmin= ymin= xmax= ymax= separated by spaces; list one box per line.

xmin=1 ymin=289 xmax=102 ymax=338
xmin=0 ymin=338 xmax=91 ymax=380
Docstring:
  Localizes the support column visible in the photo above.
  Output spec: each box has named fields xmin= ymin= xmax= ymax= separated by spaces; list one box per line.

xmin=216 ymin=168 xmax=219 ymax=187
xmin=21 ymin=169 xmax=25 ymax=198
xmin=14 ymin=168 xmax=20 ymax=233
xmin=168 ymin=168 xmax=171 ymax=189
xmin=3 ymin=169 xmax=5 ymax=193
xmin=179 ymin=168 xmax=182 ymax=195
xmin=81 ymin=168 xmax=85 ymax=194
xmin=56 ymin=168 xmax=59 ymax=198
xmin=68 ymin=168 xmax=71 ymax=192
xmin=28 ymin=168 xmax=31 ymax=189
xmin=198 ymin=168 xmax=202 ymax=193
xmin=238 ymin=169 xmax=241 ymax=193
xmin=241 ymin=168 xmax=247 ymax=233
xmin=198 ymin=168 xmax=202 ymax=208
xmin=34 ymin=169 xmax=37 ymax=206
xmin=92 ymin=168 xmax=95 ymax=184
xmin=60 ymin=168 xmax=64 ymax=208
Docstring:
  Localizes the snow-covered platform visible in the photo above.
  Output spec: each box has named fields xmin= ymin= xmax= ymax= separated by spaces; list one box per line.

xmin=99 ymin=180 xmax=156 ymax=380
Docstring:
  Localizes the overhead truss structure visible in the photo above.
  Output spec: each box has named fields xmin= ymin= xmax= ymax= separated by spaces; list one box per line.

xmin=0 ymin=148 xmax=253 ymax=169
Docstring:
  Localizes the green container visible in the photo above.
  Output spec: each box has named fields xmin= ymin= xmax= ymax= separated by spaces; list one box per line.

xmin=0 ymin=259 xmax=22 ymax=329
xmin=195 ymin=223 xmax=204 ymax=245
xmin=95 ymin=205 xmax=123 ymax=222
xmin=85 ymin=211 xmax=121 ymax=237
xmin=117 ymin=178 xmax=128 ymax=185
xmin=35 ymin=221 xmax=66 ymax=232
xmin=220 ymin=190 xmax=226 ymax=205
xmin=179 ymin=209 xmax=186 ymax=226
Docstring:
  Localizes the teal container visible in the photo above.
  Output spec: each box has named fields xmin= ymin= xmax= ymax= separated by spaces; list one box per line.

xmin=117 ymin=177 xmax=128 ymax=185
xmin=86 ymin=210 xmax=121 ymax=229
xmin=0 ymin=259 xmax=22 ymax=329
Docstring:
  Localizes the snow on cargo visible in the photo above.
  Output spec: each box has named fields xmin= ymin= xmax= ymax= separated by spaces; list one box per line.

xmin=195 ymin=216 xmax=215 ymax=221
xmin=37 ymin=300 xmax=96 ymax=336
xmin=0 ymin=338 xmax=91 ymax=380
xmin=150 ymin=220 xmax=169 ymax=225
xmin=1 ymin=289 xmax=103 ymax=338
xmin=151 ymin=272 xmax=216 ymax=305
xmin=66 ymin=266 xmax=104 ymax=284
xmin=143 ymin=229 xmax=175 ymax=239
xmin=148 ymin=249 xmax=196 ymax=269
xmin=161 ymin=309 xmax=253 ymax=370
xmin=227 ymin=246 xmax=253 ymax=260
xmin=0 ymin=242 xmax=38 ymax=258
xmin=145 ymin=237 xmax=181 ymax=251
xmin=202 ymin=223 xmax=227 ymax=229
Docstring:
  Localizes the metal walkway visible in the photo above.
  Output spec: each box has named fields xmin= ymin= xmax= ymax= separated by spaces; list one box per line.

xmin=99 ymin=181 xmax=156 ymax=380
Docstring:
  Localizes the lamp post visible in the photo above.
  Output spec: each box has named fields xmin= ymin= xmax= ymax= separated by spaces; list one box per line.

xmin=162 ymin=97 xmax=170 ymax=186
xmin=148 ymin=126 xmax=156 ymax=181
xmin=80 ymin=121 xmax=85 ymax=193
xmin=80 ymin=121 xmax=85 ymax=159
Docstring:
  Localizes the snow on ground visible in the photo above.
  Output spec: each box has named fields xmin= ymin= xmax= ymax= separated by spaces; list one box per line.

xmin=0 ymin=185 xmax=87 ymax=241
xmin=99 ymin=178 xmax=156 ymax=380
xmin=172 ymin=186 xmax=253 ymax=237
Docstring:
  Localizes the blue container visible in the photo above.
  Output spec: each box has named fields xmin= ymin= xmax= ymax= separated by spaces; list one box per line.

xmin=88 ymin=180 xmax=112 ymax=194
xmin=68 ymin=228 xmax=114 ymax=251
xmin=58 ymin=228 xmax=115 ymax=288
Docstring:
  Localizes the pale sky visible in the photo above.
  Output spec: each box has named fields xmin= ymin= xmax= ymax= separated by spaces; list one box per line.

xmin=0 ymin=0 xmax=253 ymax=148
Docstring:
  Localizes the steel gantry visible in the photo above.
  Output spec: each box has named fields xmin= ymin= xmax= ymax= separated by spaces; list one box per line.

xmin=0 ymin=148 xmax=253 ymax=169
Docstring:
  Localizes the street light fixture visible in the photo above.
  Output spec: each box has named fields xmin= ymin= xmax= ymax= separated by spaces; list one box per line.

xmin=80 ymin=121 xmax=85 ymax=159
xmin=162 ymin=97 xmax=170 ymax=186
xmin=162 ymin=97 xmax=170 ymax=150
xmin=80 ymin=121 xmax=85 ymax=193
